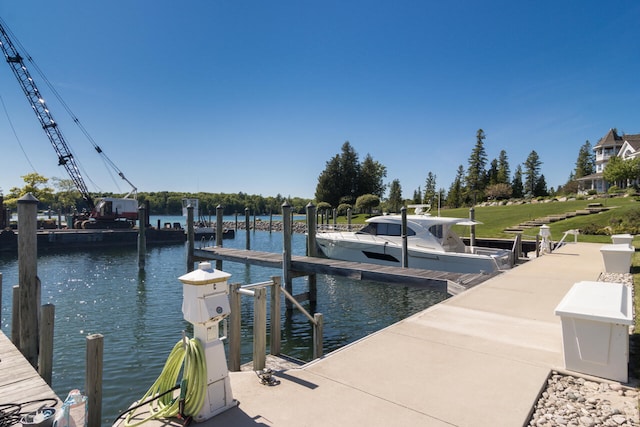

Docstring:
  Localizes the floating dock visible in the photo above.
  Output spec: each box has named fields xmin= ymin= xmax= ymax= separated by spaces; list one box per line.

xmin=194 ymin=246 xmax=499 ymax=295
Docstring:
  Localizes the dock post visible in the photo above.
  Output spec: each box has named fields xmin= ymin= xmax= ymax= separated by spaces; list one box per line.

xmin=253 ymin=287 xmax=266 ymax=371
xmin=228 ymin=283 xmax=241 ymax=372
xmin=313 ymin=313 xmax=324 ymax=359
xmin=306 ymin=203 xmax=318 ymax=304
xmin=270 ymin=276 xmax=281 ymax=356
xmin=401 ymin=206 xmax=408 ymax=268
xmin=38 ymin=303 xmax=54 ymax=385
xmin=11 ymin=285 xmax=19 ymax=347
xmin=245 ymin=208 xmax=250 ymax=250
xmin=282 ymin=202 xmax=293 ymax=310
xmin=332 ymin=208 xmax=337 ymax=227
xmin=0 ymin=272 xmax=2 ymax=319
xmin=234 ymin=211 xmax=238 ymax=231
xmin=269 ymin=211 xmax=273 ymax=234
xmin=17 ymin=193 xmax=39 ymax=367
xmin=216 ymin=205 xmax=224 ymax=270
xmin=86 ymin=333 xmax=103 ymax=427
xmin=347 ymin=207 xmax=352 ymax=231
xmin=253 ymin=211 xmax=256 ymax=232
xmin=138 ymin=205 xmax=146 ymax=270
xmin=470 ymin=207 xmax=476 ymax=247
xmin=186 ymin=204 xmax=195 ymax=273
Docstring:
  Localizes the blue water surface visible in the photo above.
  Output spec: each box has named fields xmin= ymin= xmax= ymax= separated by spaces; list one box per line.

xmin=0 ymin=216 xmax=447 ymax=425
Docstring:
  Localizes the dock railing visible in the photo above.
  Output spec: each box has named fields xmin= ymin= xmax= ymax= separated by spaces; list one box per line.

xmin=228 ymin=276 xmax=323 ymax=372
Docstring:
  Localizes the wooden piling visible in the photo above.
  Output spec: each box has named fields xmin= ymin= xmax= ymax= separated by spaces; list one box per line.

xmin=86 ymin=333 xmax=103 ymax=427
xmin=313 ymin=313 xmax=324 ymax=359
xmin=17 ymin=193 xmax=39 ymax=367
xmin=0 ymin=272 xmax=2 ymax=318
xmin=244 ymin=208 xmax=250 ymax=250
xmin=306 ymin=203 xmax=317 ymax=303
xmin=282 ymin=202 xmax=292 ymax=310
xmin=401 ymin=206 xmax=408 ymax=268
xmin=216 ymin=205 xmax=223 ymax=270
xmin=347 ymin=207 xmax=352 ymax=231
xmin=228 ymin=283 xmax=241 ymax=372
xmin=186 ymin=204 xmax=195 ymax=273
xmin=470 ymin=207 xmax=476 ymax=247
xmin=11 ymin=285 xmax=19 ymax=347
xmin=137 ymin=205 xmax=146 ymax=270
xmin=38 ymin=303 xmax=55 ymax=385
xmin=270 ymin=276 xmax=281 ymax=356
xmin=253 ymin=287 xmax=266 ymax=371
xmin=269 ymin=211 xmax=273 ymax=234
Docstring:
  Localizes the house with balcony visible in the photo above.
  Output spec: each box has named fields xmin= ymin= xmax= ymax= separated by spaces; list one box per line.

xmin=578 ymin=129 xmax=640 ymax=193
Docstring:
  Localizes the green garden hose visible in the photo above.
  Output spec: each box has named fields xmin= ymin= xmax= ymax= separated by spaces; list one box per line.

xmin=124 ymin=337 xmax=207 ymax=427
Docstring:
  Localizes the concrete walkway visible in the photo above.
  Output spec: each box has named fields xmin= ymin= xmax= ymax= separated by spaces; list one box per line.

xmin=123 ymin=242 xmax=611 ymax=427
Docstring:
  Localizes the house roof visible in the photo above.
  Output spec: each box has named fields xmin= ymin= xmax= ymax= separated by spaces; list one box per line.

xmin=594 ymin=129 xmax=622 ymax=148
xmin=623 ymin=134 xmax=640 ymax=151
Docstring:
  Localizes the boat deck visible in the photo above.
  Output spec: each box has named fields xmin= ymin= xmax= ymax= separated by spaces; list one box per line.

xmin=120 ymin=242 xmax=615 ymax=427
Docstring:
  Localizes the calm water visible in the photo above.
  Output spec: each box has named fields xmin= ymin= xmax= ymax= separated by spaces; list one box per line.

xmin=0 ymin=216 xmax=448 ymax=425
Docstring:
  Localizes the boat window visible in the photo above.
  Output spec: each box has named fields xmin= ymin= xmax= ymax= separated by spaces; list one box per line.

xmin=429 ymin=224 xmax=444 ymax=239
xmin=357 ymin=223 xmax=416 ymax=236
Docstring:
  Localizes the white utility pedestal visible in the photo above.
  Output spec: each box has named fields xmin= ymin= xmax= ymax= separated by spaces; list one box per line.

xmin=600 ymin=244 xmax=634 ymax=273
xmin=611 ymin=234 xmax=634 ymax=247
xmin=554 ymin=281 xmax=633 ymax=382
xmin=178 ymin=262 xmax=237 ymax=422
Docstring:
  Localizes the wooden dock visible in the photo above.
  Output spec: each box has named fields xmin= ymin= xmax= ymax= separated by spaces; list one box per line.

xmin=194 ymin=247 xmax=500 ymax=295
xmin=0 ymin=331 xmax=61 ymax=420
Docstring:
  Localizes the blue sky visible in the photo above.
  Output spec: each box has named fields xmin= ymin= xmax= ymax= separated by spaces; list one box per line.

xmin=0 ymin=1 xmax=638 ymax=200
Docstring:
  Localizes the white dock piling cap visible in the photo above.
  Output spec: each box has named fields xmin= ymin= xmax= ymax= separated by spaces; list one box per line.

xmin=178 ymin=262 xmax=231 ymax=285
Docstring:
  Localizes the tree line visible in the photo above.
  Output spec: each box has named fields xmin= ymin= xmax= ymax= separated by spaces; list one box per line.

xmin=313 ymin=130 xmax=603 ymax=214
xmin=1 ymin=174 xmax=311 ymax=216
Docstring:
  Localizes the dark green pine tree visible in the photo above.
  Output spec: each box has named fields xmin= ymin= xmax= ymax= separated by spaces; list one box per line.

xmin=575 ymin=140 xmax=595 ymax=179
xmin=466 ymin=129 xmax=488 ymax=203
xmin=496 ymin=150 xmax=510 ymax=184
xmin=524 ymin=150 xmax=542 ymax=197
xmin=447 ymin=165 xmax=465 ymax=208
xmin=387 ymin=179 xmax=403 ymax=213
xmin=511 ymin=165 xmax=524 ymax=199
xmin=423 ymin=172 xmax=437 ymax=206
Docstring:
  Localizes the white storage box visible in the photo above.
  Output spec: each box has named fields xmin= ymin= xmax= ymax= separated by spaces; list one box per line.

xmin=611 ymin=234 xmax=634 ymax=247
xmin=554 ymin=281 xmax=633 ymax=382
xmin=600 ymin=244 xmax=634 ymax=273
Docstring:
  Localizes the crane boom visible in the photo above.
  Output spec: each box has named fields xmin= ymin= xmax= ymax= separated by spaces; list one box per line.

xmin=0 ymin=23 xmax=94 ymax=209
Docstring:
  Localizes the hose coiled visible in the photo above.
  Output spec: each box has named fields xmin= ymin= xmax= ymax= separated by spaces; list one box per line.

xmin=124 ymin=338 xmax=206 ymax=427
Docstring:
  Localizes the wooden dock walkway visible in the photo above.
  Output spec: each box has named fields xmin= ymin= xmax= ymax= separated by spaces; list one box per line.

xmin=0 ymin=331 xmax=61 ymax=421
xmin=194 ymin=247 xmax=500 ymax=295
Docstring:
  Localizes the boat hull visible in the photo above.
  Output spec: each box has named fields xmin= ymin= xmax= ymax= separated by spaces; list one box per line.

xmin=316 ymin=234 xmax=508 ymax=274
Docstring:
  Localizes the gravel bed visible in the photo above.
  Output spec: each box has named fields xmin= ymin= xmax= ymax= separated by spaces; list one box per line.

xmin=527 ymin=273 xmax=639 ymax=426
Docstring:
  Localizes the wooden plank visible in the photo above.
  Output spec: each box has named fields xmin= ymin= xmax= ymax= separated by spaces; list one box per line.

xmin=0 ymin=331 xmax=61 ymax=410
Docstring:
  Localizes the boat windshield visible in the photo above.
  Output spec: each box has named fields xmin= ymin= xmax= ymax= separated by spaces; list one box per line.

xmin=428 ymin=224 xmax=444 ymax=239
xmin=358 ymin=222 xmax=416 ymax=237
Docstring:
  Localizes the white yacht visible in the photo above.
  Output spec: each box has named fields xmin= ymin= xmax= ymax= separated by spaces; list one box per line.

xmin=315 ymin=207 xmax=512 ymax=274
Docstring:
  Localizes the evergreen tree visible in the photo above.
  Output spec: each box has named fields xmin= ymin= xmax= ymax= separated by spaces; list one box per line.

xmin=523 ymin=150 xmax=542 ymax=197
xmin=534 ymin=174 xmax=548 ymax=197
xmin=412 ymin=187 xmax=422 ymax=204
xmin=387 ymin=179 xmax=403 ymax=213
xmin=447 ymin=165 xmax=465 ymax=208
xmin=315 ymin=154 xmax=342 ymax=206
xmin=487 ymin=159 xmax=499 ymax=186
xmin=497 ymin=150 xmax=510 ymax=184
xmin=575 ymin=140 xmax=595 ymax=178
xmin=423 ymin=172 xmax=437 ymax=206
xmin=338 ymin=141 xmax=361 ymax=204
xmin=511 ymin=165 xmax=524 ymax=198
xmin=359 ymin=153 xmax=387 ymax=198
xmin=315 ymin=141 xmax=387 ymax=207
xmin=466 ymin=129 xmax=488 ymax=203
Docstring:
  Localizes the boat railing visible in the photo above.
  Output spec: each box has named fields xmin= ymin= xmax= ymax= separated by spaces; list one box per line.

xmin=316 ymin=223 xmax=362 ymax=233
xmin=228 ymin=276 xmax=323 ymax=372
